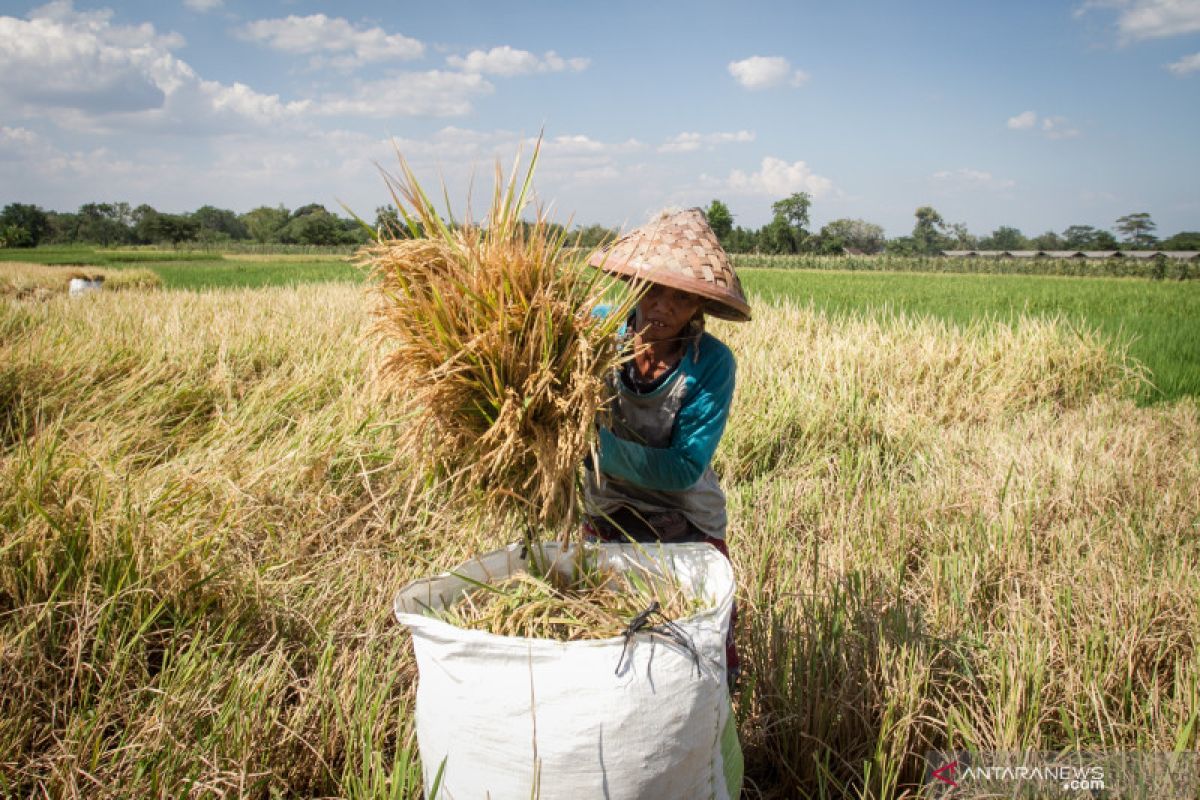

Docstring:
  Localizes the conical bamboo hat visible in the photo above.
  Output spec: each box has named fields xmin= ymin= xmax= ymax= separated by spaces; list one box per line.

xmin=587 ymin=208 xmax=752 ymax=322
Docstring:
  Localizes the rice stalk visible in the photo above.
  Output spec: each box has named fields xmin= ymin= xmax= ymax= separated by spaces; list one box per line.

xmin=360 ymin=140 xmax=641 ymax=536
xmin=431 ymin=548 xmax=707 ymax=641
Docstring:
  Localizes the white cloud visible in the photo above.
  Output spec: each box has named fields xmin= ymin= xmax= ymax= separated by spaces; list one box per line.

xmin=932 ymin=168 xmax=1016 ymax=190
xmin=200 ymin=80 xmax=311 ymax=121
xmin=1007 ymin=111 xmax=1081 ymax=139
xmin=314 ymin=72 xmax=493 ymax=117
xmin=359 ymin=128 xmax=643 ymax=207
xmin=658 ymin=130 xmax=755 ymax=153
xmin=447 ymin=46 xmax=589 ymax=76
xmin=1117 ymin=0 xmax=1200 ymax=40
xmin=0 ymin=125 xmax=39 ymax=149
xmin=387 ymin=126 xmax=525 ymax=161
xmin=540 ymin=134 xmax=643 ymax=185
xmin=1168 ymin=51 xmax=1200 ymax=73
xmin=570 ymin=165 xmax=621 ymax=183
xmin=184 ymin=0 xmax=222 ymax=11
xmin=726 ymin=157 xmax=832 ymax=197
xmin=0 ymin=127 xmax=175 ymax=190
xmin=0 ymin=2 xmax=307 ymax=130
xmin=544 ymin=134 xmax=607 ymax=154
xmin=237 ymin=14 xmax=424 ymax=70
xmin=1007 ymin=110 xmax=1038 ymax=129
xmin=1075 ymin=0 xmax=1200 ymax=41
xmin=1041 ymin=115 xmax=1081 ymax=139
xmin=0 ymin=2 xmax=182 ymax=114
xmin=727 ymin=56 xmax=808 ymax=90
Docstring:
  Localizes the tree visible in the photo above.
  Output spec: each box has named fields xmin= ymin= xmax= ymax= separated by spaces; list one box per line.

xmin=374 ymin=205 xmax=402 ymax=236
xmin=724 ymin=226 xmax=758 ymax=254
xmin=1162 ymin=231 xmax=1200 ymax=251
xmin=0 ymin=203 xmax=50 ymax=247
xmin=241 ymin=205 xmax=290 ymax=243
xmin=760 ymin=214 xmax=799 ymax=254
xmin=134 ymin=204 xmax=198 ymax=244
xmin=281 ymin=205 xmax=356 ymax=245
xmin=979 ymin=226 xmax=1028 ymax=251
xmin=76 ymin=202 xmax=133 ymax=246
xmin=911 ymin=206 xmax=947 ymax=254
xmin=291 ymin=203 xmax=327 ymax=219
xmin=816 ymin=218 xmax=886 ymax=254
xmin=885 ymin=236 xmax=920 ymax=256
xmin=192 ymin=205 xmax=248 ymax=242
xmin=1114 ymin=213 xmax=1157 ymax=248
xmin=1 ymin=224 xmax=32 ymax=247
xmin=771 ymin=193 xmax=811 ymax=246
xmin=945 ymin=222 xmax=977 ymax=250
xmin=44 ymin=211 xmax=81 ymax=244
xmin=338 ymin=215 xmax=372 ymax=245
xmin=703 ymin=200 xmax=733 ymax=242
xmin=1063 ymin=225 xmax=1100 ymax=249
xmin=573 ymin=223 xmax=618 ymax=249
xmin=1031 ymin=230 xmax=1064 ymax=251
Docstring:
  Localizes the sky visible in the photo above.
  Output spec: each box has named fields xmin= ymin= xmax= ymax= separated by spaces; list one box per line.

xmin=1 ymin=0 xmax=1198 ymax=238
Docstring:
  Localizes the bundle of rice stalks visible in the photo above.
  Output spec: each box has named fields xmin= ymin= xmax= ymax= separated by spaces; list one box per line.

xmin=432 ymin=548 xmax=707 ymax=641
xmin=361 ymin=141 xmax=641 ymax=535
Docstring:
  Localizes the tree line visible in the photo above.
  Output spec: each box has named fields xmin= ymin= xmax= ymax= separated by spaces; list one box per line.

xmin=702 ymin=197 xmax=1199 ymax=255
xmin=0 ymin=202 xmax=378 ymax=248
xmin=1 ymin=199 xmax=1196 ymax=254
xmin=0 ymin=201 xmax=623 ymax=250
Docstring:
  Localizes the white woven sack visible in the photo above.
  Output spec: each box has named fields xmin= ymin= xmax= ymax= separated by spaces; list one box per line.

xmin=394 ymin=541 xmax=742 ymax=799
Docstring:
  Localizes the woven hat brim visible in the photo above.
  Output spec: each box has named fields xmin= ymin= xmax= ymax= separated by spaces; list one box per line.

xmin=592 ymin=257 xmax=752 ymax=322
xmin=585 ymin=206 xmax=752 ymax=322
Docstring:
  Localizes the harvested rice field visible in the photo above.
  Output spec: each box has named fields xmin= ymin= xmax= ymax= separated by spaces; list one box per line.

xmin=2 ymin=279 xmax=1198 ymax=798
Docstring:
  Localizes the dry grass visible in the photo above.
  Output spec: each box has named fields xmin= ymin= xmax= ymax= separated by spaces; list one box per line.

xmin=2 ymin=284 xmax=1197 ymax=798
xmin=0 ymin=262 xmax=162 ymax=298
xmin=361 ymin=146 xmax=639 ymax=533
xmin=716 ymin=303 xmax=1198 ymax=796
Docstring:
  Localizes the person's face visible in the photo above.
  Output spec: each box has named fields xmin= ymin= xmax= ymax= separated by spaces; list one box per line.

xmin=634 ymin=284 xmax=704 ymax=343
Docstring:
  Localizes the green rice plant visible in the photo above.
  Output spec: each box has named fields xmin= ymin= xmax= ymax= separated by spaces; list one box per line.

xmin=362 ymin=141 xmax=641 ymax=534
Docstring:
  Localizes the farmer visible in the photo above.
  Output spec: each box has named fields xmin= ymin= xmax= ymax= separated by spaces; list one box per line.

xmin=582 ymin=206 xmax=751 ymax=683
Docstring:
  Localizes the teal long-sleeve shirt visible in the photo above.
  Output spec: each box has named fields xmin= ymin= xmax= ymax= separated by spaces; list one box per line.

xmin=596 ymin=327 xmax=736 ymax=492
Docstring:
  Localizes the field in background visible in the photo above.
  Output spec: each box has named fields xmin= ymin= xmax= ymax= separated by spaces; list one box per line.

xmin=734 ymin=252 xmax=1200 ymax=280
xmin=2 ymin=284 xmax=1197 ymax=798
xmin=743 ymin=269 xmax=1200 ymax=403
xmin=0 ymin=246 xmax=359 ymax=290
xmin=6 ymin=247 xmax=1197 ymax=402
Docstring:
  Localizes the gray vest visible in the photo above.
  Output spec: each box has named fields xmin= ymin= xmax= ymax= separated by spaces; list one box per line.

xmin=583 ymin=367 xmax=728 ymax=539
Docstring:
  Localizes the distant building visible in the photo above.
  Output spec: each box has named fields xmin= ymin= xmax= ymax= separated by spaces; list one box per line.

xmin=937 ymin=249 xmax=1199 ymax=260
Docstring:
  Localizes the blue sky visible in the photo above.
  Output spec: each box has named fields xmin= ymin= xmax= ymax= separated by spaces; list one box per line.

xmin=1 ymin=0 xmax=1198 ymax=237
